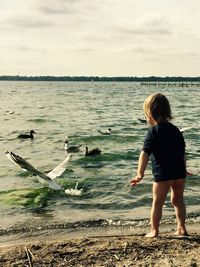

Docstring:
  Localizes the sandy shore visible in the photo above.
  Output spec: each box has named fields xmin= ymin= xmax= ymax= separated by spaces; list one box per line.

xmin=0 ymin=230 xmax=200 ymax=267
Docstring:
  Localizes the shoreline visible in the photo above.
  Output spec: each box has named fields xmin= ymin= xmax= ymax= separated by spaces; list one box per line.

xmin=0 ymin=224 xmax=200 ymax=266
xmin=1 ymin=220 xmax=200 ymax=247
xmin=0 ymin=232 xmax=200 ymax=266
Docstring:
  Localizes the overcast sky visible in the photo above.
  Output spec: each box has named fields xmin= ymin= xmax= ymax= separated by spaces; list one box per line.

xmin=1 ymin=0 xmax=200 ymax=76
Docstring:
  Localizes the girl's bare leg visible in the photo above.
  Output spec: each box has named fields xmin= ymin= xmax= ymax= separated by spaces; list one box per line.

xmin=146 ymin=180 xmax=173 ymax=238
xmin=171 ymin=179 xmax=188 ymax=236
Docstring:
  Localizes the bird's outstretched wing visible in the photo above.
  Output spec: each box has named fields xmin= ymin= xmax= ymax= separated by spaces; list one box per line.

xmin=5 ymin=151 xmax=64 ymax=190
xmin=47 ymin=154 xmax=72 ymax=179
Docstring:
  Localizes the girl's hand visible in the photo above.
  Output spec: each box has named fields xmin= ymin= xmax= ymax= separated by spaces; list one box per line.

xmin=130 ymin=174 xmax=143 ymax=187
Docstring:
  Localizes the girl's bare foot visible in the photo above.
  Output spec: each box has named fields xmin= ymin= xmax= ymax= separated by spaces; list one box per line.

xmin=174 ymin=228 xmax=189 ymax=236
xmin=145 ymin=230 xmax=158 ymax=238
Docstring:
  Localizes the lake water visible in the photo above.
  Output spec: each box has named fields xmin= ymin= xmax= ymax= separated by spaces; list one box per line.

xmin=0 ymin=81 xmax=199 ymax=241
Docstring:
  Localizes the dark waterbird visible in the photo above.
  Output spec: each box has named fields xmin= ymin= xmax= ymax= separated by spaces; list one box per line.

xmin=85 ymin=146 xmax=101 ymax=156
xmin=138 ymin=118 xmax=146 ymax=124
xmin=18 ymin=130 xmax=36 ymax=139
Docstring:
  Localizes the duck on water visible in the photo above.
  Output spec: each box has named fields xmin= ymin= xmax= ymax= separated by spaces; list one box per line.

xmin=85 ymin=146 xmax=101 ymax=156
xmin=64 ymin=139 xmax=82 ymax=153
xmin=138 ymin=118 xmax=146 ymax=123
xmin=18 ymin=130 xmax=36 ymax=139
xmin=97 ymin=128 xmax=112 ymax=135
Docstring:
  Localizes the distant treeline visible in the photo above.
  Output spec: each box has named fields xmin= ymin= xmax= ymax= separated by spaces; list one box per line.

xmin=0 ymin=75 xmax=200 ymax=82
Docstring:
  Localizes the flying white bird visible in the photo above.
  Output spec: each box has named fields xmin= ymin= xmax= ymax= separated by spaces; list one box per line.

xmin=5 ymin=151 xmax=72 ymax=190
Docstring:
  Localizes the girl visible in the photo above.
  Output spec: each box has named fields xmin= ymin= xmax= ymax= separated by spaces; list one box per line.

xmin=130 ymin=93 xmax=188 ymax=237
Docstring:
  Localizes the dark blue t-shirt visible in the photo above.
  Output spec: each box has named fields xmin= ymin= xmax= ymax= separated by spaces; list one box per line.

xmin=142 ymin=122 xmax=186 ymax=182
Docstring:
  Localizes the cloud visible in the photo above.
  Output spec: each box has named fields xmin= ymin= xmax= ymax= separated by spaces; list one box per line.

xmin=38 ymin=0 xmax=75 ymax=15
xmin=18 ymin=45 xmax=47 ymax=52
xmin=115 ymin=13 xmax=172 ymax=37
xmin=7 ymin=16 xmax=54 ymax=28
xmin=0 ymin=1 xmax=54 ymax=29
xmin=0 ymin=0 xmax=200 ymax=76
xmin=36 ymin=0 xmax=101 ymax=16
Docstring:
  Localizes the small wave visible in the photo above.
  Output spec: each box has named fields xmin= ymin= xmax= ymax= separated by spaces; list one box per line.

xmin=73 ymin=151 xmax=137 ymax=166
xmin=27 ymin=118 xmax=48 ymax=123
xmin=1 ymin=213 xmax=200 ymax=237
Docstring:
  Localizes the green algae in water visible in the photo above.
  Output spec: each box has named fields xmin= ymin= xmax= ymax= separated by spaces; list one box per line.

xmin=0 ymin=179 xmax=83 ymax=208
xmin=0 ymin=188 xmax=57 ymax=208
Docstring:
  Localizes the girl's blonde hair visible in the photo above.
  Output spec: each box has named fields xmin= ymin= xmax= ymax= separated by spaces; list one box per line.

xmin=143 ymin=93 xmax=172 ymax=122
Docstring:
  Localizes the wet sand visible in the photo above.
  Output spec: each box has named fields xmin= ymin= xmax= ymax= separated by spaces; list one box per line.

xmin=0 ymin=227 xmax=200 ymax=266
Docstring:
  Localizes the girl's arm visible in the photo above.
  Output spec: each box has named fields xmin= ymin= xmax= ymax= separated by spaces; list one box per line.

xmin=130 ymin=150 xmax=149 ymax=186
